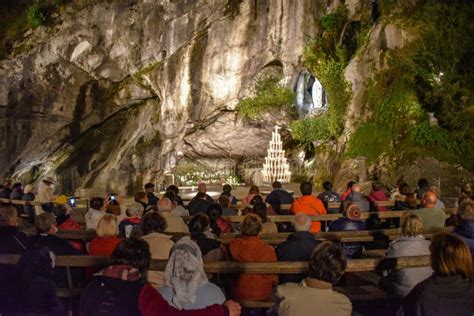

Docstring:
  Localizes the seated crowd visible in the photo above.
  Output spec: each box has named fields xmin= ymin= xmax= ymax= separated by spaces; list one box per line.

xmin=0 ymin=177 xmax=473 ymax=316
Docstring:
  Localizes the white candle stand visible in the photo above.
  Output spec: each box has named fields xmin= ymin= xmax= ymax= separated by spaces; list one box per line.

xmin=261 ymin=126 xmax=291 ymax=184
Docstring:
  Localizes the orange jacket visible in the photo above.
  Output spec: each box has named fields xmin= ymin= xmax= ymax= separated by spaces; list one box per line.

xmin=229 ymin=236 xmax=277 ymax=301
xmin=291 ymin=195 xmax=327 ymax=232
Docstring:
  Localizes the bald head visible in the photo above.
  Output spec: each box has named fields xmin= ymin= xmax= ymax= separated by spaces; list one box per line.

xmin=158 ymin=198 xmax=173 ymax=212
xmin=198 ymin=182 xmax=207 ymax=193
xmin=351 ymin=183 xmax=361 ymax=193
xmin=293 ymin=213 xmax=312 ymax=232
xmin=423 ymin=191 xmax=438 ymax=208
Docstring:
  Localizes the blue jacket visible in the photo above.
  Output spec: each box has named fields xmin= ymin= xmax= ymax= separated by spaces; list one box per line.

xmin=265 ymin=189 xmax=294 ymax=214
xmin=276 ymin=231 xmax=321 ymax=283
xmin=454 ymin=220 xmax=474 ymax=252
xmin=328 ymin=217 xmax=366 ymax=258
xmin=317 ymin=190 xmax=340 ymax=214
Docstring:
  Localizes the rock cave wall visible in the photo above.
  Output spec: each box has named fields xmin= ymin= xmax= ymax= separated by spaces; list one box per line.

xmin=0 ymin=0 xmax=319 ymax=194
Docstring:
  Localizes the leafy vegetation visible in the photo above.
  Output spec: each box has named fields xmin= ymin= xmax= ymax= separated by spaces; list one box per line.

xmin=0 ymin=0 xmax=106 ymax=58
xmin=290 ymin=5 xmax=352 ymax=145
xmin=237 ymin=76 xmax=295 ymax=119
xmin=346 ymin=1 xmax=474 ymax=171
xmin=26 ymin=3 xmax=47 ymax=27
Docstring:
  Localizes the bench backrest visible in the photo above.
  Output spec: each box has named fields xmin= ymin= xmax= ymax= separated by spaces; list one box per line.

xmin=0 ymin=254 xmax=431 ymax=273
xmin=52 ymin=226 xmax=453 ymax=245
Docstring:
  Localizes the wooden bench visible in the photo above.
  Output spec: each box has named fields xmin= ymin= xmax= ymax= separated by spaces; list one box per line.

xmin=219 ymin=227 xmax=452 ymax=244
xmin=0 ymin=254 xmax=431 ymax=273
xmin=0 ymin=254 xmax=431 ymax=307
xmin=51 ymin=226 xmax=453 ymax=245
xmin=218 ymin=208 xmax=457 ymax=223
xmin=0 ymin=197 xmax=89 ymax=208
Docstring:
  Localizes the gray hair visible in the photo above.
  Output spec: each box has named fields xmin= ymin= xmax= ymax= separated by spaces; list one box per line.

xmin=293 ymin=213 xmax=312 ymax=232
xmin=126 ymin=202 xmax=144 ymax=217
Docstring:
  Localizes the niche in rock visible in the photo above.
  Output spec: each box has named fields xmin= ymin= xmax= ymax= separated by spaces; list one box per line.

xmin=295 ymin=70 xmax=327 ymax=117
xmin=255 ymin=60 xmax=284 ymax=82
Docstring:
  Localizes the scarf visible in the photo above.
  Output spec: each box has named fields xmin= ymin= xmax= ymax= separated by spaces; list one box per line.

xmin=96 ymin=264 xmax=141 ymax=281
xmin=164 ymin=237 xmax=208 ymax=309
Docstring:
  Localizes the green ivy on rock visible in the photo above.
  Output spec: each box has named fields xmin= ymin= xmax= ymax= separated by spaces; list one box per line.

xmin=237 ymin=76 xmax=295 ymax=119
xmin=290 ymin=5 xmax=352 ymax=145
xmin=346 ymin=1 xmax=474 ymax=171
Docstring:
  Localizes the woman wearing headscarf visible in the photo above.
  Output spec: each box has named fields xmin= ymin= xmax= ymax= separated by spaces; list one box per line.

xmin=159 ymin=237 xmax=226 ymax=310
xmin=81 ymin=238 xmax=240 ymax=316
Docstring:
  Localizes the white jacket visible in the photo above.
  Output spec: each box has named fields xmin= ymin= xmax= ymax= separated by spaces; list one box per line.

xmin=84 ymin=208 xmax=105 ymax=230
xmin=38 ymin=181 xmax=55 ymax=203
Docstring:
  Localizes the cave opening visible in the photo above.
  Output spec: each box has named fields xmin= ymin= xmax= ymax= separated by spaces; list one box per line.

xmin=295 ymin=70 xmax=328 ymax=117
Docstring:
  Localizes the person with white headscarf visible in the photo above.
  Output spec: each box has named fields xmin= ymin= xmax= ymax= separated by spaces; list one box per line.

xmin=158 ymin=237 xmax=225 ymax=310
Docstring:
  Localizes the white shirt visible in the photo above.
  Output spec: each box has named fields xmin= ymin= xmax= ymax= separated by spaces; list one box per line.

xmin=85 ymin=208 xmax=105 ymax=230
xmin=171 ymin=205 xmax=189 ymax=217
xmin=38 ymin=181 xmax=56 ymax=203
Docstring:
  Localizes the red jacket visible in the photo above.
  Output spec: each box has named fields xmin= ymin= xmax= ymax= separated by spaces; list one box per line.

xmin=58 ymin=218 xmax=85 ymax=252
xmin=291 ymin=195 xmax=327 ymax=232
xmin=216 ymin=217 xmax=233 ymax=234
xmin=368 ymin=190 xmax=389 ymax=211
xmin=87 ymin=236 xmax=122 ymax=278
xmin=229 ymin=236 xmax=277 ymax=300
xmin=341 ymin=189 xmax=351 ymax=201
xmin=89 ymin=236 xmax=122 ymax=256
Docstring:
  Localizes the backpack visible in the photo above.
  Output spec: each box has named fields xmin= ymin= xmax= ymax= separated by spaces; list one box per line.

xmin=80 ymin=276 xmax=144 ymax=316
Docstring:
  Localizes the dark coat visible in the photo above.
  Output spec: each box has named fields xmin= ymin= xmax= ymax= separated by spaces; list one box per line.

xmin=454 ymin=220 xmax=474 ymax=252
xmin=188 ymin=197 xmax=212 ymax=216
xmin=265 ymin=189 xmax=294 ymax=214
xmin=0 ymin=226 xmax=29 ymax=312
xmin=147 ymin=192 xmax=159 ymax=206
xmin=0 ymin=226 xmax=29 ymax=254
xmin=275 ymin=231 xmax=321 ymax=284
xmin=15 ymin=247 xmax=64 ymax=315
xmin=10 ymin=188 xmax=23 ymax=201
xmin=317 ymin=190 xmax=341 ymax=214
xmin=10 ymin=188 xmax=24 ymax=214
xmin=193 ymin=234 xmax=221 ymax=256
xmin=22 ymin=192 xmax=36 ymax=220
xmin=402 ymin=275 xmax=474 ymax=316
xmin=29 ymin=234 xmax=83 ymax=287
xmin=328 ymin=217 xmax=366 ymax=258
xmin=0 ymin=187 xmax=12 ymax=199
xmin=175 ymin=195 xmax=184 ymax=206
xmin=81 ymin=275 xmax=145 ymax=316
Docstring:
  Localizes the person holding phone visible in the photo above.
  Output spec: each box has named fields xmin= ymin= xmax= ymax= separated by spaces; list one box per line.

xmin=85 ymin=197 xmax=106 ymax=230
xmin=68 ymin=197 xmax=76 ymax=208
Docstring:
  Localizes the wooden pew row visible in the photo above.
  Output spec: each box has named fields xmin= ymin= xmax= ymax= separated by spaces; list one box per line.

xmin=0 ymin=254 xmax=429 ymax=306
xmin=219 ymin=208 xmax=457 ymax=222
xmin=66 ymin=208 xmax=457 ymax=228
xmin=0 ymin=197 xmax=89 ymax=208
xmin=0 ymin=254 xmax=431 ymax=273
xmin=184 ymin=199 xmax=419 ymax=210
xmin=53 ymin=227 xmax=453 ymax=245
xmin=1 ymin=196 xmax=420 ymax=210
xmin=0 ymin=198 xmax=436 ymax=216
xmin=193 ymin=202 xmax=343 ymax=210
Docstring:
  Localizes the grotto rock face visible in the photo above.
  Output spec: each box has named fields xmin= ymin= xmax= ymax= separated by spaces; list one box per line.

xmin=0 ymin=0 xmax=319 ymax=193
